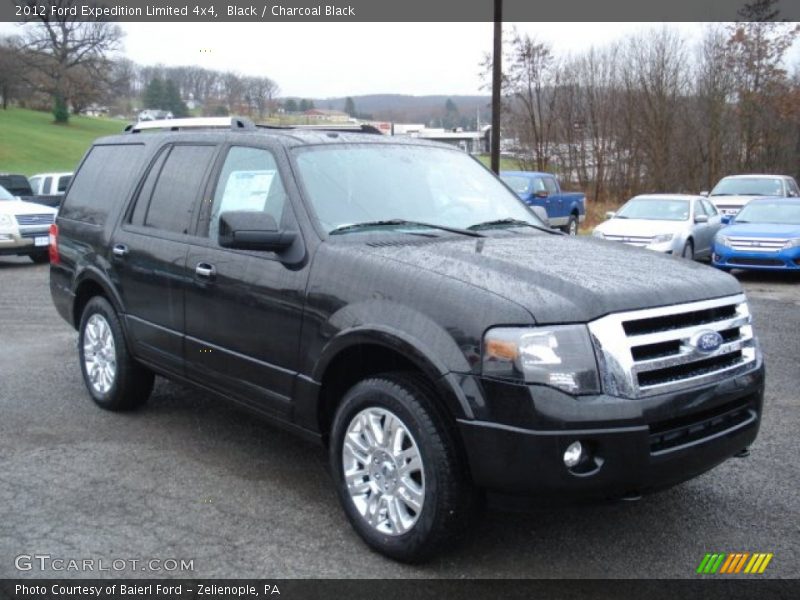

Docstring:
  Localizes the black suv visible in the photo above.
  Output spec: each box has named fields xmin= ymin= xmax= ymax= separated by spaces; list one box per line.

xmin=50 ymin=118 xmax=765 ymax=562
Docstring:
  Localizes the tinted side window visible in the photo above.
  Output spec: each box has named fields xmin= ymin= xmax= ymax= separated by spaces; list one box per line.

xmin=695 ymin=200 xmax=707 ymax=216
xmin=207 ymin=146 xmax=288 ymax=240
xmin=29 ymin=176 xmax=42 ymax=194
xmin=61 ymin=144 xmax=145 ymax=226
xmin=129 ymin=148 xmax=169 ymax=227
xmin=144 ymin=145 xmax=216 ymax=235
xmin=57 ymin=175 xmax=71 ymax=193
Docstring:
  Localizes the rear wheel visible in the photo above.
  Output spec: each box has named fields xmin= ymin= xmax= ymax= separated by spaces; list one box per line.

xmin=562 ymin=214 xmax=579 ymax=236
xmin=330 ymin=372 xmax=478 ymax=563
xmin=78 ymin=296 xmax=154 ymax=411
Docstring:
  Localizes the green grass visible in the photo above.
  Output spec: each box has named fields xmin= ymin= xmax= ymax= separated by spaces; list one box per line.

xmin=0 ymin=108 xmax=126 ymax=176
xmin=475 ymin=154 xmax=525 ymax=171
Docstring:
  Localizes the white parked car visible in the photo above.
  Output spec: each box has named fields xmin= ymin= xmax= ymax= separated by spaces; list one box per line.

xmin=0 ymin=184 xmax=58 ymax=263
xmin=28 ymin=172 xmax=72 ymax=196
xmin=592 ymin=194 xmax=723 ymax=260
xmin=704 ymin=174 xmax=800 ymax=216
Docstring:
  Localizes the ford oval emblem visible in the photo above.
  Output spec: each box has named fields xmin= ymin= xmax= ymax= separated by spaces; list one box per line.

xmin=691 ymin=330 xmax=723 ymax=354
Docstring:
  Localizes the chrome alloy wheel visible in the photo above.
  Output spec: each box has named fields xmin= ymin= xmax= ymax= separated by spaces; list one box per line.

xmin=342 ymin=407 xmax=425 ymax=536
xmin=82 ymin=314 xmax=117 ymax=394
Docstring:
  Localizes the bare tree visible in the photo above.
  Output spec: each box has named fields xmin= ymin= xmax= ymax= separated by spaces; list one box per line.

xmin=15 ymin=0 xmax=123 ymax=122
xmin=244 ymin=76 xmax=280 ymax=119
xmin=0 ymin=36 xmax=23 ymax=110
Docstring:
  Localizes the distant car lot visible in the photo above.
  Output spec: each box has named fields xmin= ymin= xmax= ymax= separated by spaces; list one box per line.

xmin=0 ymin=258 xmax=798 ymax=578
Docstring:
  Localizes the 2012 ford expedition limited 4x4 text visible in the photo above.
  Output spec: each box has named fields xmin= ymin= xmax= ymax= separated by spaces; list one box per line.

xmin=50 ymin=117 xmax=764 ymax=563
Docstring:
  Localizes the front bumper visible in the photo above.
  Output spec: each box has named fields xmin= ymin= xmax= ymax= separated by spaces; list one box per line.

xmin=456 ymin=360 xmax=764 ymax=498
xmin=713 ymin=245 xmax=800 ymax=271
xmin=0 ymin=227 xmax=50 ymax=256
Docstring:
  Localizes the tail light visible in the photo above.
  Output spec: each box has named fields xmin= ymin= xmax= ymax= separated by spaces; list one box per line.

xmin=49 ymin=223 xmax=60 ymax=264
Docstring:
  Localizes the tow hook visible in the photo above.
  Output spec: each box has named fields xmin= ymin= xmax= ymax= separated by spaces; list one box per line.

xmin=735 ymin=447 xmax=750 ymax=458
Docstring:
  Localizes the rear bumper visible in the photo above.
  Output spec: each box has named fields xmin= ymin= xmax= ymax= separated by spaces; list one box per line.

xmin=457 ymin=360 xmax=764 ymax=498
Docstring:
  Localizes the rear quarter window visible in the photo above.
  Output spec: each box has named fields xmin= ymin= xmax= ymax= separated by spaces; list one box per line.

xmin=60 ymin=144 xmax=145 ymax=226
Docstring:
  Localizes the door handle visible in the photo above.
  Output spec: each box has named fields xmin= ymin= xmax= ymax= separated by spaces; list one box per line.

xmin=112 ymin=244 xmax=128 ymax=258
xmin=195 ymin=262 xmax=216 ymax=279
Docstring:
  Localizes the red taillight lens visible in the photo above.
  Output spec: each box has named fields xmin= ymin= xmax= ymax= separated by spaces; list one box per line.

xmin=49 ymin=223 xmax=59 ymax=264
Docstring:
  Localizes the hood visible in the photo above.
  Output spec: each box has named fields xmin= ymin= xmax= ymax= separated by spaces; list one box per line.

xmin=364 ymin=234 xmax=742 ymax=324
xmin=721 ymin=222 xmax=800 ymax=239
xmin=594 ymin=218 xmax=686 ymax=237
xmin=0 ymin=200 xmax=58 ymax=216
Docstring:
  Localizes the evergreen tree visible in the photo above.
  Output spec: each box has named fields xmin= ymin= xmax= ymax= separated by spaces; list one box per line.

xmin=284 ymin=98 xmax=298 ymax=112
xmin=344 ymin=96 xmax=356 ymax=117
xmin=143 ymin=77 xmax=165 ymax=109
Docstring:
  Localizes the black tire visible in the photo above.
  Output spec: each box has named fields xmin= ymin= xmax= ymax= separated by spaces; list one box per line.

xmin=329 ymin=372 xmax=479 ymax=563
xmin=681 ymin=239 xmax=694 ymax=260
xmin=562 ymin=214 xmax=578 ymax=236
xmin=78 ymin=296 xmax=154 ymax=411
xmin=29 ymin=252 xmax=49 ymax=264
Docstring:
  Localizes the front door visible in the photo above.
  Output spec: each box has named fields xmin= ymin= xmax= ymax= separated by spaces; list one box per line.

xmin=183 ymin=145 xmax=310 ymax=417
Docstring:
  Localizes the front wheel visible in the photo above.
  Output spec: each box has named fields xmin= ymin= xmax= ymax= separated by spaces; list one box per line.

xmin=78 ymin=296 xmax=154 ymax=411
xmin=29 ymin=252 xmax=49 ymax=264
xmin=329 ymin=373 xmax=478 ymax=562
xmin=681 ymin=240 xmax=694 ymax=260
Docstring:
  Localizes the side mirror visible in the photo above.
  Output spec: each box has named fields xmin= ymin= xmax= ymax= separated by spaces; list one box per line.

xmin=531 ymin=205 xmax=549 ymax=227
xmin=218 ymin=211 xmax=296 ymax=251
xmin=694 ymin=214 xmax=709 ymax=224
xmin=534 ymin=190 xmax=549 ymax=199
xmin=721 ymin=215 xmax=732 ymax=226
xmin=699 ymin=191 xmax=709 ymax=197
xmin=605 ymin=211 xmax=616 ymax=220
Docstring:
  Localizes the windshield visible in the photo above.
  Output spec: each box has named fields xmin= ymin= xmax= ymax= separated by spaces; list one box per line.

xmin=500 ymin=175 xmax=530 ymax=195
xmin=616 ymin=198 xmax=690 ymax=221
xmin=736 ymin=202 xmax=800 ymax=225
xmin=711 ymin=177 xmax=783 ymax=197
xmin=294 ymin=145 xmax=545 ymax=234
xmin=0 ymin=185 xmax=14 ymax=200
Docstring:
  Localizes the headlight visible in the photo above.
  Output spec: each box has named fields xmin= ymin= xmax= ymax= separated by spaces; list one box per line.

xmin=783 ymin=238 xmax=800 ymax=250
xmin=0 ymin=214 xmax=13 ymax=227
xmin=717 ymin=235 xmax=732 ymax=248
xmin=650 ymin=233 xmax=674 ymax=244
xmin=592 ymin=230 xmax=605 ymax=239
xmin=483 ymin=325 xmax=600 ymax=394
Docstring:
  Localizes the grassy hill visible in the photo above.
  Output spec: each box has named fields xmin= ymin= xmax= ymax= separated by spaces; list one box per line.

xmin=0 ymin=108 xmax=126 ymax=176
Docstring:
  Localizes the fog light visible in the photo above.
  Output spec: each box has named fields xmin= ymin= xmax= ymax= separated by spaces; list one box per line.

xmin=563 ymin=441 xmax=584 ymax=468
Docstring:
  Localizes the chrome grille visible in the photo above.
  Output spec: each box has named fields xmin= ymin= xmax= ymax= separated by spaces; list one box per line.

xmin=603 ymin=234 xmax=654 ymax=247
xmin=15 ymin=214 xmax=55 ymax=226
xmin=714 ymin=204 xmax=743 ymax=216
xmin=729 ymin=237 xmax=787 ymax=252
xmin=588 ymin=294 xmax=758 ymax=398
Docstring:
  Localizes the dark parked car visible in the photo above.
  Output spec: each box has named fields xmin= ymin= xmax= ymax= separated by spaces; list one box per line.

xmin=50 ymin=117 xmax=765 ymax=562
xmin=0 ymin=173 xmax=34 ymax=197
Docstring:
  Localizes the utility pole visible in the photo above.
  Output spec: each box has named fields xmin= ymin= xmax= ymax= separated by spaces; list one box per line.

xmin=490 ymin=0 xmax=502 ymax=174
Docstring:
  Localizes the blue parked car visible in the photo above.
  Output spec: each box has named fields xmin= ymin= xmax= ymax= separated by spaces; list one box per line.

xmin=713 ymin=197 xmax=800 ymax=271
xmin=500 ymin=171 xmax=586 ymax=235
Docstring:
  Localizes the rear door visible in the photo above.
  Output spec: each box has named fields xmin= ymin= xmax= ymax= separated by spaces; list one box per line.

xmin=110 ymin=142 xmax=219 ymax=374
xmin=542 ymin=175 xmax=564 ymax=226
xmin=183 ymin=144 xmax=310 ymax=417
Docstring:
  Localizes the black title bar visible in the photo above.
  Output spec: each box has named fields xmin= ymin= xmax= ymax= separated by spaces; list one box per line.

xmin=4 ymin=0 xmax=800 ymax=23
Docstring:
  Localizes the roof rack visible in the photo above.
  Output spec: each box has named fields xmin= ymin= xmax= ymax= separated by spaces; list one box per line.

xmin=123 ymin=117 xmax=383 ymax=136
xmin=124 ymin=116 xmax=256 ymax=133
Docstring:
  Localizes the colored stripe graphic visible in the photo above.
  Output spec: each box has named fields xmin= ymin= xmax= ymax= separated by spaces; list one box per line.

xmin=697 ymin=552 xmax=772 ymax=575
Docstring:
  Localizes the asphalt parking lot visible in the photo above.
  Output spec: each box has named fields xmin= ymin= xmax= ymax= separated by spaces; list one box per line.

xmin=1 ymin=257 xmax=798 ymax=579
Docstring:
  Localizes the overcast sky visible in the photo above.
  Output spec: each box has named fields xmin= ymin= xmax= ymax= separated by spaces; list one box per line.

xmin=2 ymin=22 xmax=798 ymax=97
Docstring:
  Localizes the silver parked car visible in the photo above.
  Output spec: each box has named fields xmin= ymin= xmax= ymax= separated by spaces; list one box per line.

xmin=704 ymin=174 xmax=800 ymax=216
xmin=592 ymin=194 xmax=723 ymax=260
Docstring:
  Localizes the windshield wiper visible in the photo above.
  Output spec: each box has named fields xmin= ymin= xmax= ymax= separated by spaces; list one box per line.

xmin=329 ymin=219 xmax=485 ymax=237
xmin=467 ymin=218 xmax=549 ymax=232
